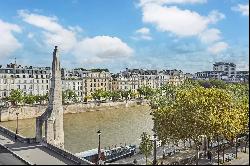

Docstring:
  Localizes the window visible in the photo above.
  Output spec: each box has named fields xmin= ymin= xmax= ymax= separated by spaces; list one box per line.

xmin=23 ymin=75 xmax=26 ymax=78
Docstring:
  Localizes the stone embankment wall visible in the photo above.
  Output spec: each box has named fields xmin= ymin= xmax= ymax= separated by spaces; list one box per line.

xmin=0 ymin=100 xmax=148 ymax=122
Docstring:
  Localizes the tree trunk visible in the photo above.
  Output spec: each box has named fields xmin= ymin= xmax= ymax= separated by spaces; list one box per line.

xmin=189 ymin=138 xmax=192 ymax=148
xmin=217 ymin=136 xmax=220 ymax=165
xmin=222 ymin=142 xmax=225 ymax=163
xmin=245 ymin=139 xmax=247 ymax=153
xmin=235 ymin=136 xmax=238 ymax=158
xmin=207 ymin=137 xmax=210 ymax=149
xmin=196 ymin=145 xmax=199 ymax=165
xmin=146 ymin=156 xmax=147 ymax=165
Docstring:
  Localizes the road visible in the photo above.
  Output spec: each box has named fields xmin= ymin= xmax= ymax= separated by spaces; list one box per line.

xmin=112 ymin=140 xmax=195 ymax=165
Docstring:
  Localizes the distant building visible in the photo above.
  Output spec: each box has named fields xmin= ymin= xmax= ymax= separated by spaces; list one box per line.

xmin=195 ymin=62 xmax=248 ymax=83
xmin=0 ymin=62 xmax=189 ymax=100
xmin=0 ymin=63 xmax=50 ymax=98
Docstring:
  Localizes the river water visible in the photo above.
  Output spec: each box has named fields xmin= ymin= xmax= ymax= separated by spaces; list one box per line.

xmin=0 ymin=105 xmax=153 ymax=153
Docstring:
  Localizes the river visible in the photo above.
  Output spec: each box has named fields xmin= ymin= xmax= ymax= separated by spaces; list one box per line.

xmin=0 ymin=105 xmax=153 ymax=153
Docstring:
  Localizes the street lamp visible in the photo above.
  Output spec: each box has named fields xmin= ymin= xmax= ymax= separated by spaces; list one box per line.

xmin=97 ymin=130 xmax=101 ymax=165
xmin=15 ymin=112 xmax=19 ymax=141
xmin=153 ymin=133 xmax=157 ymax=165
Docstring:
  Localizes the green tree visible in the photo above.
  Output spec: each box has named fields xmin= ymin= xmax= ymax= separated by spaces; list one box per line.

xmin=110 ymin=91 xmax=121 ymax=101
xmin=151 ymin=85 xmax=248 ymax=165
xmin=8 ymin=89 xmax=23 ymax=106
xmin=91 ymin=89 xmax=103 ymax=101
xmin=120 ymin=89 xmax=131 ymax=103
xmin=62 ymin=89 xmax=78 ymax=104
xmin=139 ymin=132 xmax=153 ymax=165
xmin=23 ymin=94 xmax=36 ymax=105
xmin=137 ymin=86 xmax=155 ymax=99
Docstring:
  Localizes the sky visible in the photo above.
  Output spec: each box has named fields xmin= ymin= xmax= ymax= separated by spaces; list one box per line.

xmin=0 ymin=0 xmax=249 ymax=73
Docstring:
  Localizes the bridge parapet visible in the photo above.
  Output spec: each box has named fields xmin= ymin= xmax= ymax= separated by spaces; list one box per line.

xmin=44 ymin=142 xmax=93 ymax=165
xmin=0 ymin=125 xmax=36 ymax=143
xmin=0 ymin=125 xmax=93 ymax=165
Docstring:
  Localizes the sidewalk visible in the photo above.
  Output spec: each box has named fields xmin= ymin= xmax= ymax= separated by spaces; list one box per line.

xmin=0 ymin=131 xmax=76 ymax=165
xmin=197 ymin=146 xmax=249 ymax=165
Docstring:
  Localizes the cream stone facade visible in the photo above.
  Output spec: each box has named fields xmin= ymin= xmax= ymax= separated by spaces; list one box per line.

xmin=0 ymin=64 xmax=50 ymax=98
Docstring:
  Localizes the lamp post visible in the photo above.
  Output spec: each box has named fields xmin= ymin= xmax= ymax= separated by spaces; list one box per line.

xmin=153 ymin=133 xmax=157 ymax=165
xmin=15 ymin=112 xmax=19 ymax=141
xmin=97 ymin=130 xmax=101 ymax=165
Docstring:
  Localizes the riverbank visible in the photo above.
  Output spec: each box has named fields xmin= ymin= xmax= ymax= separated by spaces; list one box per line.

xmin=0 ymin=100 xmax=149 ymax=122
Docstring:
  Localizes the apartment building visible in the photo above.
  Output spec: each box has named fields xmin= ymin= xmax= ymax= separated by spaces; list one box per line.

xmin=195 ymin=62 xmax=249 ymax=83
xmin=0 ymin=63 xmax=51 ymax=98
xmin=0 ymin=63 xmax=186 ymax=100
xmin=213 ymin=62 xmax=236 ymax=78
xmin=61 ymin=68 xmax=112 ymax=98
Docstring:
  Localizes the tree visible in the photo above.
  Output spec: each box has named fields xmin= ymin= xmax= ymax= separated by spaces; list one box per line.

xmin=62 ymin=89 xmax=78 ymax=104
xmin=8 ymin=89 xmax=23 ymax=106
xmin=100 ymin=90 xmax=111 ymax=101
xmin=110 ymin=91 xmax=121 ymax=102
xmin=130 ymin=91 xmax=138 ymax=99
xmin=23 ymin=94 xmax=36 ymax=105
xmin=84 ymin=95 xmax=93 ymax=103
xmin=137 ymin=86 xmax=155 ymax=99
xmin=91 ymin=89 xmax=104 ymax=102
xmin=120 ymin=90 xmax=131 ymax=103
xmin=139 ymin=132 xmax=153 ymax=165
xmin=150 ymin=85 xmax=248 ymax=165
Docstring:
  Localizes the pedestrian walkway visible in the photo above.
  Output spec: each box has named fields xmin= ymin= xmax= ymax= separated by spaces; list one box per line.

xmin=196 ymin=146 xmax=249 ymax=165
xmin=0 ymin=145 xmax=25 ymax=165
xmin=0 ymin=131 xmax=76 ymax=165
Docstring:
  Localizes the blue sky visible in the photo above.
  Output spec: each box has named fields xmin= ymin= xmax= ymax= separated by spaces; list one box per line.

xmin=0 ymin=0 xmax=249 ymax=73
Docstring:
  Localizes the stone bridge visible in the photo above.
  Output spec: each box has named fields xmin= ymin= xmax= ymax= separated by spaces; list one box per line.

xmin=0 ymin=125 xmax=92 ymax=165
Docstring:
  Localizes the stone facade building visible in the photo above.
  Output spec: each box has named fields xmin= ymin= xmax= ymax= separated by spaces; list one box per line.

xmin=0 ymin=63 xmax=188 ymax=101
xmin=0 ymin=63 xmax=50 ymax=98
xmin=195 ymin=62 xmax=249 ymax=82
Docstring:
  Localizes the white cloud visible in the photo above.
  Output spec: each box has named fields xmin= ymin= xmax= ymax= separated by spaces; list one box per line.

xmin=139 ymin=0 xmax=206 ymax=6
xmin=27 ymin=32 xmax=34 ymax=39
xmin=139 ymin=1 xmax=228 ymax=53
xmin=18 ymin=10 xmax=133 ymax=64
xmin=68 ymin=25 xmax=83 ymax=33
xmin=0 ymin=19 xmax=22 ymax=59
xmin=18 ymin=10 xmax=77 ymax=53
xmin=199 ymin=28 xmax=221 ymax=43
xmin=73 ymin=36 xmax=134 ymax=63
xmin=207 ymin=10 xmax=225 ymax=24
xmin=207 ymin=42 xmax=229 ymax=55
xmin=133 ymin=27 xmax=152 ymax=40
xmin=142 ymin=4 xmax=209 ymax=37
xmin=136 ymin=27 xmax=150 ymax=35
xmin=232 ymin=3 xmax=249 ymax=16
